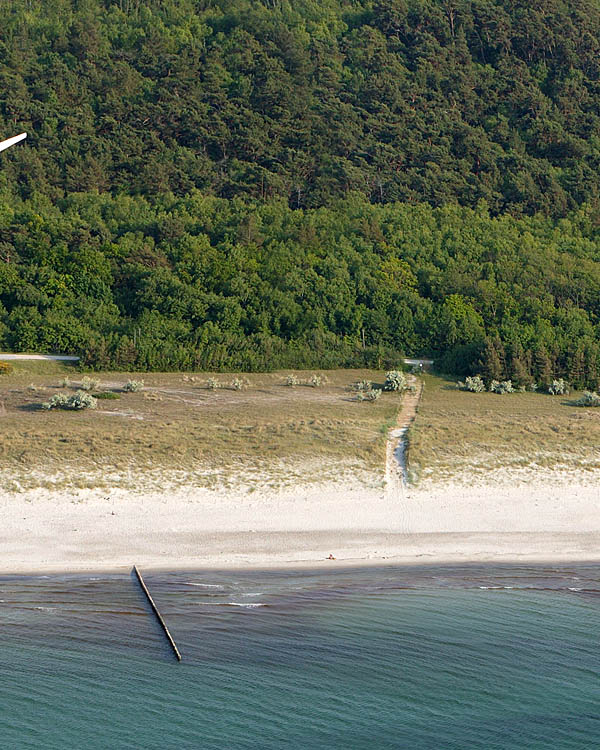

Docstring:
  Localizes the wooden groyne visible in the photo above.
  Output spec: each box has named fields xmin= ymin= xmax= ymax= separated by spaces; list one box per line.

xmin=133 ymin=565 xmax=182 ymax=662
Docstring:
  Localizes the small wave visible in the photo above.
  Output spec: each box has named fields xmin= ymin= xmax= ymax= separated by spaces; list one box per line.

xmin=569 ymin=587 xmax=582 ymax=592
xmin=478 ymin=586 xmax=513 ymax=590
xmin=185 ymin=582 xmax=223 ymax=588
xmin=197 ymin=601 xmax=266 ymax=608
xmin=241 ymin=592 xmax=263 ymax=597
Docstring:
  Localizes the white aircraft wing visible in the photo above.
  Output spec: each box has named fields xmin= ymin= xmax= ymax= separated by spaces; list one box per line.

xmin=0 ymin=133 xmax=27 ymax=153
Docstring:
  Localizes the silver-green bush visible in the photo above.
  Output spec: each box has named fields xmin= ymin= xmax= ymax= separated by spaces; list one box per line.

xmin=309 ymin=374 xmax=323 ymax=387
xmin=80 ymin=376 xmax=100 ymax=391
xmin=43 ymin=390 xmax=97 ymax=410
xmin=384 ymin=370 xmax=407 ymax=392
xmin=351 ymin=379 xmax=372 ymax=392
xmin=206 ymin=377 xmax=220 ymax=390
xmin=124 ymin=379 xmax=144 ymax=392
xmin=285 ymin=374 xmax=299 ymax=387
xmin=490 ymin=379 xmax=515 ymax=394
xmin=575 ymin=391 xmax=600 ymax=407
xmin=357 ymin=388 xmax=381 ymax=402
xmin=458 ymin=375 xmax=486 ymax=392
xmin=42 ymin=393 xmax=70 ymax=409
xmin=548 ymin=379 xmax=569 ymax=395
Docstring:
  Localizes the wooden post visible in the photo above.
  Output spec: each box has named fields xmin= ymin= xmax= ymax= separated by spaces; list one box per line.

xmin=133 ymin=565 xmax=182 ymax=662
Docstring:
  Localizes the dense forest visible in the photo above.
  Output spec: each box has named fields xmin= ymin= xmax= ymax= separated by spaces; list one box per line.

xmin=2 ymin=0 xmax=600 ymax=384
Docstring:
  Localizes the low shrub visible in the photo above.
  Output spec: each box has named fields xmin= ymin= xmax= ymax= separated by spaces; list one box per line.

xmin=351 ymin=379 xmax=372 ymax=392
xmin=230 ymin=377 xmax=250 ymax=391
xmin=285 ymin=374 xmax=299 ymax=387
xmin=308 ymin=374 xmax=323 ymax=387
xmin=206 ymin=378 xmax=220 ymax=390
xmin=43 ymin=393 xmax=69 ymax=409
xmin=93 ymin=392 xmax=120 ymax=400
xmin=124 ymin=379 xmax=144 ymax=392
xmin=356 ymin=388 xmax=381 ymax=402
xmin=384 ymin=370 xmax=407 ymax=392
xmin=575 ymin=391 xmax=600 ymax=407
xmin=457 ymin=375 xmax=486 ymax=392
xmin=0 ymin=362 xmax=13 ymax=375
xmin=489 ymin=379 xmax=515 ymax=394
xmin=548 ymin=379 xmax=569 ymax=395
xmin=42 ymin=390 xmax=97 ymax=410
xmin=58 ymin=377 xmax=71 ymax=388
xmin=80 ymin=376 xmax=100 ymax=391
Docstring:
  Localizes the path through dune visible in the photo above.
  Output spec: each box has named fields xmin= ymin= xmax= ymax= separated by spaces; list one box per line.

xmin=386 ymin=376 xmax=423 ymax=496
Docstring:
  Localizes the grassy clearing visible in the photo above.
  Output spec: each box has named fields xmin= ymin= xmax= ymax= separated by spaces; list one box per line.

xmin=409 ymin=374 xmax=600 ymax=483
xmin=0 ymin=368 xmax=400 ymax=492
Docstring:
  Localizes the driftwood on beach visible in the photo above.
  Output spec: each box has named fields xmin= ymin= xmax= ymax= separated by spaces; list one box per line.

xmin=133 ymin=565 xmax=182 ymax=662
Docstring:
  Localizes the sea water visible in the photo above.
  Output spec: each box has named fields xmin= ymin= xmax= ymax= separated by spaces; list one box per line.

xmin=1 ymin=565 xmax=599 ymax=749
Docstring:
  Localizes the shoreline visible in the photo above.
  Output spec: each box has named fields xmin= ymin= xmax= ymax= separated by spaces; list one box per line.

xmin=4 ymin=538 xmax=600 ymax=578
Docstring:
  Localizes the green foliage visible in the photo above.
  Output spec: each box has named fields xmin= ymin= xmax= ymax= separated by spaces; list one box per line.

xmin=384 ymin=371 xmax=407 ymax=392
xmin=3 ymin=191 xmax=600 ymax=383
xmin=42 ymin=390 xmax=97 ymax=410
xmin=575 ymin=391 xmax=600 ymax=407
xmin=3 ymin=3 xmax=600 ymax=380
xmin=308 ymin=374 xmax=323 ymax=387
xmin=230 ymin=377 xmax=249 ymax=391
xmin=124 ymin=379 xmax=144 ymax=392
xmin=285 ymin=374 xmax=300 ymax=387
xmin=93 ymin=392 xmax=120 ymax=400
xmin=458 ymin=376 xmax=486 ymax=393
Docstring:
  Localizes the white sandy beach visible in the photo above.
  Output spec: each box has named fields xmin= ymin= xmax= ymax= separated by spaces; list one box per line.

xmin=3 ymin=470 xmax=600 ymax=574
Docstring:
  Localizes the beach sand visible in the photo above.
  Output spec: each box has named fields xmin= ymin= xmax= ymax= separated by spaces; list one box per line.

xmin=3 ymin=469 xmax=600 ymax=574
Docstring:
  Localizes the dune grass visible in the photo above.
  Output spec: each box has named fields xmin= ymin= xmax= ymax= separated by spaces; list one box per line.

xmin=0 ymin=368 xmax=400 ymax=492
xmin=409 ymin=374 xmax=600 ymax=482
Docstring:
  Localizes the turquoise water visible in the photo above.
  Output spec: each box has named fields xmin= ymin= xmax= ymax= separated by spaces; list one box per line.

xmin=1 ymin=565 xmax=600 ymax=749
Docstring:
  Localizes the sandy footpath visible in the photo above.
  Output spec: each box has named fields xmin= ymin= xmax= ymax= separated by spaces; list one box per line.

xmin=2 ymin=473 xmax=600 ymax=574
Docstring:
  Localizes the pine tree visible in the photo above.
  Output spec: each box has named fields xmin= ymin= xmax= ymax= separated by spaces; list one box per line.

xmin=508 ymin=340 xmax=532 ymax=386
xmin=479 ymin=337 xmax=503 ymax=383
xmin=584 ymin=344 xmax=600 ymax=391
xmin=533 ymin=345 xmax=553 ymax=387
xmin=568 ymin=345 xmax=586 ymax=390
